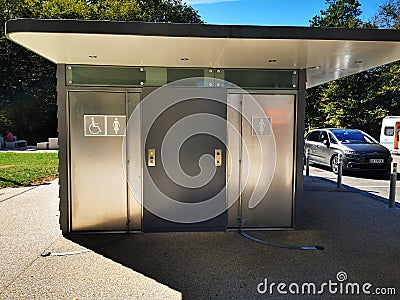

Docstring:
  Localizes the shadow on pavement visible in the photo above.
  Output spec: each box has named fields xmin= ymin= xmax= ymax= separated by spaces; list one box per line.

xmin=66 ymin=176 xmax=400 ymax=299
xmin=309 ymin=163 xmax=393 ymax=180
xmin=67 ymin=231 xmax=274 ymax=299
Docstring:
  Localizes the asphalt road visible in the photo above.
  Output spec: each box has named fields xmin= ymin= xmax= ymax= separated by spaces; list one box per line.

xmin=305 ymin=154 xmax=400 ymax=204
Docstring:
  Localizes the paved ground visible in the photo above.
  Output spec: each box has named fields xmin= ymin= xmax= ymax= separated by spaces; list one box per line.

xmin=0 ymin=181 xmax=180 ymax=299
xmin=1 ymin=177 xmax=399 ymax=299
xmin=306 ymin=155 xmax=400 ymax=203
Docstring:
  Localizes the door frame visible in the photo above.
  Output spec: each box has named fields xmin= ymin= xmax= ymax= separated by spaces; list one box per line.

xmin=227 ymin=89 xmax=299 ymax=229
xmin=141 ymin=87 xmax=228 ymax=232
xmin=66 ymin=87 xmax=143 ymax=232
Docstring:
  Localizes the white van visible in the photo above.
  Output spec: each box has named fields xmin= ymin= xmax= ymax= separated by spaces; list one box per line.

xmin=380 ymin=116 xmax=400 ymax=153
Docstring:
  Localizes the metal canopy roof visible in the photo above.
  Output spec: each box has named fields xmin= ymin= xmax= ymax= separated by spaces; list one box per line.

xmin=5 ymin=18 xmax=400 ymax=88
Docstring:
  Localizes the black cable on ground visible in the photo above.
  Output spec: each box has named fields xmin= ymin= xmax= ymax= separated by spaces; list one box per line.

xmin=240 ymin=230 xmax=324 ymax=251
xmin=41 ymin=249 xmax=91 ymax=257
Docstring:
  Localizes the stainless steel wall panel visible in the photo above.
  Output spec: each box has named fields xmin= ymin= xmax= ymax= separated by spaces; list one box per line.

xmin=294 ymin=70 xmax=306 ymax=228
xmin=227 ymin=93 xmax=295 ymax=228
xmin=141 ymin=88 xmax=228 ymax=231
xmin=57 ymin=64 xmax=69 ymax=234
xmin=126 ymin=92 xmax=142 ymax=230
xmin=69 ymin=91 xmax=127 ymax=231
xmin=227 ymin=93 xmax=241 ymax=228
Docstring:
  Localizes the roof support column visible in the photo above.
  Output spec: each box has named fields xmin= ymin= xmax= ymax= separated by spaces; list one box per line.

xmin=294 ymin=68 xmax=306 ymax=228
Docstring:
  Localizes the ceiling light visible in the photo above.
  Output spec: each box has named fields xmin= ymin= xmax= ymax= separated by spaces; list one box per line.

xmin=268 ymin=59 xmax=277 ymax=63
xmin=88 ymin=55 xmax=97 ymax=59
xmin=180 ymin=57 xmax=189 ymax=61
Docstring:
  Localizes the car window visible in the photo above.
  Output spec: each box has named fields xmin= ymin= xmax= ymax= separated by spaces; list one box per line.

xmin=319 ymin=131 xmax=328 ymax=143
xmin=384 ymin=127 xmax=394 ymax=136
xmin=328 ymin=132 xmax=338 ymax=144
xmin=331 ymin=130 xmax=377 ymax=144
xmin=306 ymin=131 xmax=320 ymax=142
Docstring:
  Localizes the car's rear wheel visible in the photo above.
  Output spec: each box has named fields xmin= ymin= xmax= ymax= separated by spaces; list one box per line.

xmin=330 ymin=155 xmax=339 ymax=174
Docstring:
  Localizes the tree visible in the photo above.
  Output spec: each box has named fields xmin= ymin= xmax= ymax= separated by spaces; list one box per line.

xmin=40 ymin=0 xmax=92 ymax=19
xmin=305 ymin=0 xmax=392 ymax=138
xmin=371 ymin=0 xmax=400 ymax=127
xmin=137 ymin=0 xmax=202 ymax=23
xmin=373 ymin=0 xmax=400 ymax=29
xmin=0 ymin=0 xmax=202 ymax=143
xmin=305 ymin=85 xmax=324 ymax=131
xmin=92 ymin=0 xmax=141 ymax=21
xmin=310 ymin=0 xmax=363 ymax=28
xmin=0 ymin=0 xmax=56 ymax=143
xmin=306 ymin=0 xmax=366 ymax=132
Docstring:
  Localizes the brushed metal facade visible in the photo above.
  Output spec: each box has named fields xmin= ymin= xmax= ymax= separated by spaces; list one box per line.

xmin=226 ymin=93 xmax=241 ymax=228
xmin=126 ymin=92 xmax=142 ymax=230
xmin=227 ymin=93 xmax=295 ymax=228
xmin=65 ymin=88 xmax=298 ymax=232
xmin=141 ymin=88 xmax=228 ymax=231
xmin=69 ymin=91 xmax=128 ymax=231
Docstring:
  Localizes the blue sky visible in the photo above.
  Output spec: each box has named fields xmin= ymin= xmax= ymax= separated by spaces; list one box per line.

xmin=185 ymin=0 xmax=386 ymax=26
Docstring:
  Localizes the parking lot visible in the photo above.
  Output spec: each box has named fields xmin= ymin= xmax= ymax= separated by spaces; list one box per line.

xmin=305 ymin=154 xmax=400 ymax=204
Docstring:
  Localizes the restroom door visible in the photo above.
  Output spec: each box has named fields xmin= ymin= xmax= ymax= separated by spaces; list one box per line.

xmin=69 ymin=91 xmax=128 ymax=231
xmin=241 ymin=94 xmax=295 ymax=228
xmin=227 ymin=93 xmax=295 ymax=228
xmin=142 ymin=88 xmax=227 ymax=232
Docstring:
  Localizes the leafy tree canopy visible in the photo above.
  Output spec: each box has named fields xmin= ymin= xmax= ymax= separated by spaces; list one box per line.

xmin=309 ymin=0 xmax=363 ymax=28
xmin=373 ymin=0 xmax=400 ymax=29
xmin=0 ymin=0 xmax=202 ymax=143
xmin=306 ymin=0 xmax=400 ymax=139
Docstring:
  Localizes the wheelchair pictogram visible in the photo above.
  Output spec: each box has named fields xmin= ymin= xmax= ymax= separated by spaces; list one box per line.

xmin=84 ymin=115 xmax=105 ymax=136
xmin=89 ymin=117 xmax=102 ymax=135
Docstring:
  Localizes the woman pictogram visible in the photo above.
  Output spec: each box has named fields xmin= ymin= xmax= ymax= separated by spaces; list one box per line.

xmin=113 ymin=118 xmax=121 ymax=134
xmin=258 ymin=118 xmax=266 ymax=134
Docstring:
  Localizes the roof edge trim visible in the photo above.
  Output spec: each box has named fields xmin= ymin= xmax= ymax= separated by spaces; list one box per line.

xmin=5 ymin=18 xmax=400 ymax=42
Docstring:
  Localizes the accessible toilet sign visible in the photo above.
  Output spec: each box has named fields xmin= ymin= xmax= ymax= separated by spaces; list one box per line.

xmin=84 ymin=115 xmax=126 ymax=136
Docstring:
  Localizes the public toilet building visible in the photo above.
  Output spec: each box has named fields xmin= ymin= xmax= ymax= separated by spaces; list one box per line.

xmin=5 ymin=19 xmax=400 ymax=233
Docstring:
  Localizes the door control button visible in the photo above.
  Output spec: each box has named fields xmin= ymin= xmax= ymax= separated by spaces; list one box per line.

xmin=148 ymin=149 xmax=155 ymax=167
xmin=215 ymin=149 xmax=222 ymax=167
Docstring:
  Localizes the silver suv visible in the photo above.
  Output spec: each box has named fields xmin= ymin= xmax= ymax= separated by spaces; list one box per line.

xmin=304 ymin=128 xmax=392 ymax=174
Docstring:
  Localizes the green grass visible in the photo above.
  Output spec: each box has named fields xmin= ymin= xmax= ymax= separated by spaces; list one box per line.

xmin=0 ymin=152 xmax=59 ymax=188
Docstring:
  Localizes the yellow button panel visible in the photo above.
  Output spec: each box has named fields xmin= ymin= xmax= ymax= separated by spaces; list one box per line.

xmin=215 ymin=149 xmax=222 ymax=167
xmin=148 ymin=149 xmax=155 ymax=167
